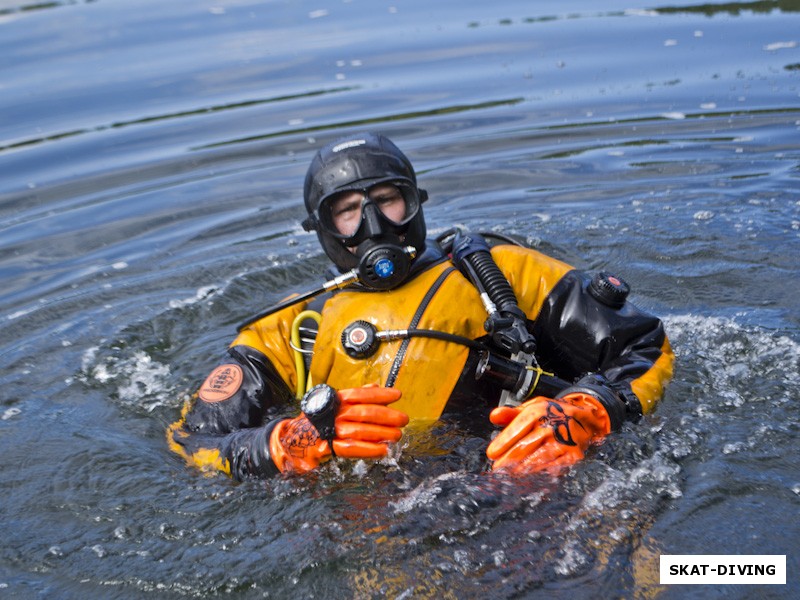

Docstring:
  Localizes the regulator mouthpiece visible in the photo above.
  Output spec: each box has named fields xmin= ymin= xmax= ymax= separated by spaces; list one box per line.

xmin=356 ymin=241 xmax=417 ymax=290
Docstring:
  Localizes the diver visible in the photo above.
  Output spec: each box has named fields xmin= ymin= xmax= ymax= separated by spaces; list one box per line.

xmin=168 ymin=133 xmax=674 ymax=479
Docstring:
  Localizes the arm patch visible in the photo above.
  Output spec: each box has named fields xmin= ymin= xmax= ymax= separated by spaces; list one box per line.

xmin=198 ymin=364 xmax=244 ymax=403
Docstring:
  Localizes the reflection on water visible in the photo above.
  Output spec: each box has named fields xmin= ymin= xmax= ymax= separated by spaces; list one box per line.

xmin=0 ymin=86 xmax=359 ymax=153
xmin=196 ymin=98 xmax=526 ymax=150
xmin=1 ymin=0 xmax=799 ymax=597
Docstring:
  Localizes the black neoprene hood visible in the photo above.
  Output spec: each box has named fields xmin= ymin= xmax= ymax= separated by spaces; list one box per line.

xmin=303 ymin=133 xmax=418 ymax=213
xmin=302 ymin=133 xmax=428 ymax=271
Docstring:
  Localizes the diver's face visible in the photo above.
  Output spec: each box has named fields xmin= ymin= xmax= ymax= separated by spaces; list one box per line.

xmin=329 ymin=183 xmax=407 ymax=237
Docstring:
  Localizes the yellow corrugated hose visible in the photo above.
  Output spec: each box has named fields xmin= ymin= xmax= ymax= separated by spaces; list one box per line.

xmin=290 ymin=310 xmax=322 ymax=399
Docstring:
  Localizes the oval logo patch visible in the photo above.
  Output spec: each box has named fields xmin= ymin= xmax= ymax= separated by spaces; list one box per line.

xmin=198 ymin=364 xmax=243 ymax=403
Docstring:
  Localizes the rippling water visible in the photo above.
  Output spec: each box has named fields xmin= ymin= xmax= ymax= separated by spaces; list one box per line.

xmin=1 ymin=1 xmax=799 ymax=598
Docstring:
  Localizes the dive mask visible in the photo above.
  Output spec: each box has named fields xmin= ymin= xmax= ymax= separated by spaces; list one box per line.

xmin=303 ymin=177 xmax=425 ymax=245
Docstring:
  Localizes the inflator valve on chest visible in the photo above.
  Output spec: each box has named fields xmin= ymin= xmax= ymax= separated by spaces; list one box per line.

xmin=341 ymin=320 xmax=381 ymax=359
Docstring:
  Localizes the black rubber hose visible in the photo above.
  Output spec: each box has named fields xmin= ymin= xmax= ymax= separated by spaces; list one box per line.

xmin=393 ymin=328 xmax=487 ymax=351
xmin=532 ymin=373 xmax=570 ymax=398
xmin=464 ymin=249 xmax=520 ymax=314
xmin=397 ymin=329 xmax=569 ymax=397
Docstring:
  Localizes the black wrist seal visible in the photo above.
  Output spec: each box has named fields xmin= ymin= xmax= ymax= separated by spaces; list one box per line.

xmin=555 ymin=373 xmax=641 ymax=431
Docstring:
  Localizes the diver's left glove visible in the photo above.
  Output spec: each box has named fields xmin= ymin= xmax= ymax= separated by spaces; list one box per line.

xmin=486 ymin=393 xmax=610 ymax=475
xmin=486 ymin=374 xmax=630 ymax=475
xmin=268 ymin=384 xmax=408 ymax=474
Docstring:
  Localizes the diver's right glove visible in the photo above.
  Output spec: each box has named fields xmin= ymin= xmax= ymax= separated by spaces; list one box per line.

xmin=268 ymin=384 xmax=408 ymax=474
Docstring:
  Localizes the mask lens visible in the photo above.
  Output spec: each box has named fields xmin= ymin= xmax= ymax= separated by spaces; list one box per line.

xmin=317 ymin=179 xmax=420 ymax=242
xmin=318 ymin=190 xmax=366 ymax=238
xmin=369 ymin=181 xmax=418 ymax=225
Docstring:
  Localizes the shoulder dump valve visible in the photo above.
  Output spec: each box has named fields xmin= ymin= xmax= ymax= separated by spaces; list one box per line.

xmin=589 ymin=272 xmax=630 ymax=308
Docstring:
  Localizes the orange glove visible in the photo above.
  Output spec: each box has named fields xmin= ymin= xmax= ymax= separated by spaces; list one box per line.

xmin=486 ymin=392 xmax=612 ymax=475
xmin=269 ymin=385 xmax=408 ymax=474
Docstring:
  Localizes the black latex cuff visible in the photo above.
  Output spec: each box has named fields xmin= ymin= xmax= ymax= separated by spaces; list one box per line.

xmin=554 ymin=374 xmax=636 ymax=431
xmin=260 ymin=419 xmax=284 ymax=477
xmin=229 ymin=419 xmax=283 ymax=480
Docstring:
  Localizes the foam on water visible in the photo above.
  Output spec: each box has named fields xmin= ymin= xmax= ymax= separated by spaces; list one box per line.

xmin=665 ymin=313 xmax=800 ymax=405
xmin=167 ymin=285 xmax=218 ymax=310
xmin=546 ymin=312 xmax=800 ymax=579
xmin=390 ymin=471 xmax=467 ymax=514
xmin=81 ymin=346 xmax=175 ymax=412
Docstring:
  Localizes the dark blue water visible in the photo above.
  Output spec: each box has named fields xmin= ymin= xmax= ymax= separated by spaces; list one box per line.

xmin=1 ymin=1 xmax=799 ymax=598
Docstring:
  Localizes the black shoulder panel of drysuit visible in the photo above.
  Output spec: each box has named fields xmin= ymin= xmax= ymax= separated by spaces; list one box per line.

xmin=532 ymin=269 xmax=667 ymax=418
xmin=184 ymin=345 xmax=294 ymax=434
xmin=172 ymin=345 xmax=295 ymax=480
